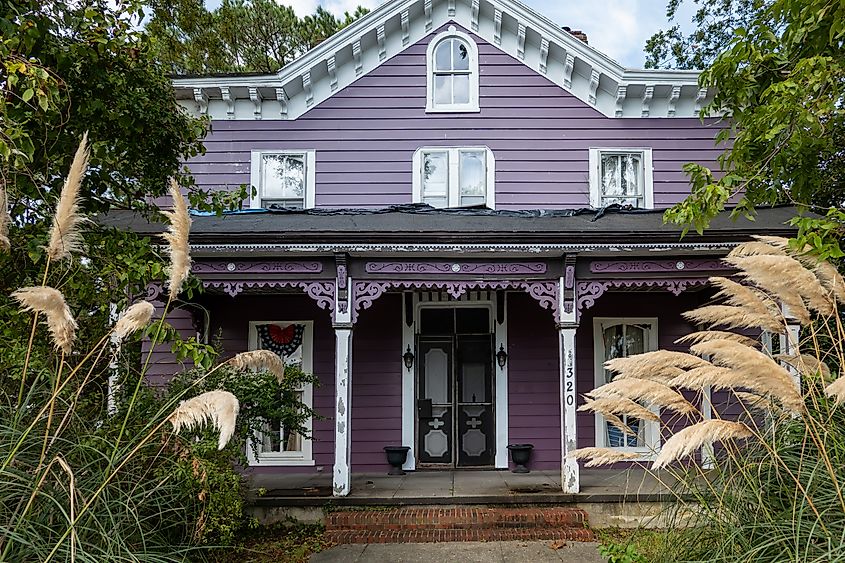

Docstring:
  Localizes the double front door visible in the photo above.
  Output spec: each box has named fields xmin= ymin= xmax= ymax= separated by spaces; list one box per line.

xmin=416 ymin=307 xmax=495 ymax=467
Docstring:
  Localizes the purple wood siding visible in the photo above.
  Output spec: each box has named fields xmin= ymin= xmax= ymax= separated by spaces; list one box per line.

xmin=205 ymin=294 xmax=336 ymax=473
xmin=142 ymin=303 xmax=196 ymax=387
xmin=187 ymin=24 xmax=724 ymax=210
xmin=350 ymin=293 xmax=403 ymax=471
xmin=202 ymin=293 xmax=401 ymax=473
xmin=575 ymin=290 xmax=704 ymax=450
xmin=507 ymin=292 xmax=561 ymax=470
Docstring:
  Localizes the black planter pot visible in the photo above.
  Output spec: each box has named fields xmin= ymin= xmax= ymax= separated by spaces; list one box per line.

xmin=507 ymin=443 xmax=534 ymax=473
xmin=384 ymin=446 xmax=411 ymax=476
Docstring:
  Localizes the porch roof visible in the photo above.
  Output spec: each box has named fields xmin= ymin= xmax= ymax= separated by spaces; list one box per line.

xmin=102 ymin=204 xmax=800 ymax=246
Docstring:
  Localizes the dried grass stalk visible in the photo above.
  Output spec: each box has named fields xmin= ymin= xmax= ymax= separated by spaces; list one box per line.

xmin=824 ymin=377 xmax=845 ymax=405
xmin=691 ymin=339 xmax=804 ymax=413
xmin=568 ymin=447 xmax=641 ymax=467
xmin=726 ymin=254 xmax=834 ymax=321
xmin=578 ymin=396 xmax=661 ymax=423
xmin=653 ymin=420 xmax=753 ymax=469
xmin=776 ymin=354 xmax=831 ymax=379
xmin=589 ymin=378 xmax=698 ymax=415
xmin=46 ymin=133 xmax=89 ymax=261
xmin=709 ymin=276 xmax=778 ymax=316
xmin=228 ymin=350 xmax=286 ymax=382
xmin=683 ymin=304 xmax=785 ymax=333
xmin=733 ymin=391 xmax=776 ymax=413
xmin=605 ymin=350 xmax=709 ymax=380
xmin=675 ymin=330 xmax=759 ymax=348
xmin=668 ymin=365 xmax=740 ymax=391
xmin=12 ymin=286 xmax=77 ymax=353
xmin=812 ymin=261 xmax=845 ymax=304
xmin=0 ymin=180 xmax=10 ymax=252
xmin=113 ymin=301 xmax=155 ymax=341
xmin=162 ymin=178 xmax=192 ymax=300
xmin=168 ymin=390 xmax=239 ymax=450
xmin=579 ymin=398 xmax=637 ymax=436
xmin=729 ymin=240 xmax=787 ymax=258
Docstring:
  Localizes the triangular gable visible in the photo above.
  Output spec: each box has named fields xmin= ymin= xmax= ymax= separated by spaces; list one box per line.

xmin=174 ymin=0 xmax=711 ymax=120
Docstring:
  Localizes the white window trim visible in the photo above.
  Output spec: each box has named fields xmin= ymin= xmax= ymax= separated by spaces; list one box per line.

xmin=249 ymin=150 xmax=316 ymax=210
xmin=246 ymin=320 xmax=315 ymax=466
xmin=425 ymin=26 xmax=480 ymax=113
xmin=412 ymin=146 xmax=496 ymax=209
xmin=593 ymin=317 xmax=660 ymax=460
xmin=588 ymin=148 xmax=654 ymax=209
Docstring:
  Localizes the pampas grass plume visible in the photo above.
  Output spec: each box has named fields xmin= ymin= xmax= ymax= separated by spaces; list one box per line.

xmin=653 ymin=420 xmax=752 ymax=469
xmin=691 ymin=339 xmax=804 ymax=413
xmin=605 ymin=350 xmax=709 ymax=381
xmin=162 ymin=179 xmax=191 ymax=300
xmin=824 ymin=377 xmax=845 ymax=405
xmin=46 ymin=133 xmax=89 ymax=261
xmin=683 ymin=304 xmax=785 ymax=333
xmin=113 ymin=301 xmax=155 ymax=341
xmin=577 ymin=396 xmax=661 ymax=422
xmin=568 ymin=447 xmax=641 ymax=467
xmin=675 ymin=330 xmax=758 ymax=348
xmin=12 ymin=286 xmax=77 ymax=354
xmin=589 ymin=377 xmax=698 ymax=415
xmin=229 ymin=350 xmax=286 ymax=382
xmin=168 ymin=390 xmax=239 ymax=450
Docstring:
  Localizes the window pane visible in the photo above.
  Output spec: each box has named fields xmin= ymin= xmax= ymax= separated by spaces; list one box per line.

xmin=434 ymin=74 xmax=451 ymax=105
xmin=452 ymin=40 xmax=469 ymax=70
xmin=621 ymin=155 xmax=642 ymax=196
xmin=459 ymin=151 xmax=485 ymax=205
xmin=452 ymin=74 xmax=470 ymax=104
xmin=423 ymin=152 xmax=449 ymax=199
xmin=435 ymin=40 xmax=452 ymax=71
xmin=262 ymin=154 xmax=305 ymax=201
xmin=600 ymin=155 xmax=621 ymax=198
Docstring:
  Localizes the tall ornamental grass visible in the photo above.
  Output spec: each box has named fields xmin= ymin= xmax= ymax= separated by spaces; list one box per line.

xmin=0 ymin=136 xmax=305 ymax=560
xmin=573 ymin=236 xmax=845 ymax=563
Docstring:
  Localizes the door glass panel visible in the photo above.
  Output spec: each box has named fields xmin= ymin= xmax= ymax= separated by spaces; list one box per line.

xmin=424 ymin=348 xmax=449 ymax=404
xmin=455 ymin=308 xmax=489 ymax=334
xmin=420 ymin=308 xmax=454 ymax=335
xmin=461 ymin=363 xmax=486 ymax=403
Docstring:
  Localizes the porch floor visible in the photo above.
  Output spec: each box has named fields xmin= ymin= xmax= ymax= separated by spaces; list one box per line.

xmin=249 ymin=468 xmax=677 ymax=506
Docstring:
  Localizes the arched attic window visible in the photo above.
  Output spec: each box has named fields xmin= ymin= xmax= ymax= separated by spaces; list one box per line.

xmin=426 ymin=26 xmax=480 ymax=113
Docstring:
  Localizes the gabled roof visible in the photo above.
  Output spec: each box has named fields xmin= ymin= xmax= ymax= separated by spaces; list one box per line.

xmin=173 ymin=0 xmax=712 ymax=120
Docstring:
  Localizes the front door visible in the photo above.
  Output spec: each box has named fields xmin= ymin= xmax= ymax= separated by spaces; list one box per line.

xmin=416 ymin=307 xmax=495 ymax=467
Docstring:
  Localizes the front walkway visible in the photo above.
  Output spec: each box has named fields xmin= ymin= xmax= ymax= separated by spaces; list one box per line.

xmin=311 ymin=540 xmax=605 ymax=562
xmin=250 ymin=468 xmax=675 ymax=505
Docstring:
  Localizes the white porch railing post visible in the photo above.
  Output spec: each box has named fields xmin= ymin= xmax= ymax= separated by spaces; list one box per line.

xmin=333 ymin=326 xmax=353 ymax=496
xmin=558 ymin=268 xmax=579 ymax=494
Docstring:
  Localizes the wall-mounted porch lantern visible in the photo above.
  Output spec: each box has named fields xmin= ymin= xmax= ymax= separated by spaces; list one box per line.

xmin=403 ymin=345 xmax=415 ymax=371
xmin=496 ymin=344 xmax=508 ymax=368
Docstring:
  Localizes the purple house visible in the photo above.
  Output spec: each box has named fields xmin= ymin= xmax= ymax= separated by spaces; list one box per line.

xmin=129 ymin=0 xmax=794 ymax=497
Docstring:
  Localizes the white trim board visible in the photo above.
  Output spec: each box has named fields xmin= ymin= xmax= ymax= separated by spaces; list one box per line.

xmin=173 ymin=0 xmax=713 ymax=120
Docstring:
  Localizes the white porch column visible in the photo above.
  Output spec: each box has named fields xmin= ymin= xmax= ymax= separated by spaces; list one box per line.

xmin=333 ymin=326 xmax=353 ymax=496
xmin=558 ymin=265 xmax=579 ymax=493
xmin=559 ymin=324 xmax=579 ymax=493
xmin=780 ymin=304 xmax=801 ymax=389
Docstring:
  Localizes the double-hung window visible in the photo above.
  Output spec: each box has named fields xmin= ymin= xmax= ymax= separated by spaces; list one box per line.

xmin=593 ymin=318 xmax=660 ymax=456
xmin=250 ymin=150 xmax=316 ymax=209
xmin=426 ymin=26 xmax=480 ymax=113
xmin=588 ymin=148 xmax=653 ymax=209
xmin=413 ymin=147 xmax=495 ymax=208
xmin=246 ymin=321 xmax=314 ymax=466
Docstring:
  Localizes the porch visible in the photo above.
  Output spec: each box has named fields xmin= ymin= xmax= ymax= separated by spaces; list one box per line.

xmin=248 ymin=468 xmax=675 ymax=505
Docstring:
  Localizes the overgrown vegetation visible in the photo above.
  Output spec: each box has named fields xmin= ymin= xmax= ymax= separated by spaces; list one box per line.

xmin=575 ymin=237 xmax=845 ymax=562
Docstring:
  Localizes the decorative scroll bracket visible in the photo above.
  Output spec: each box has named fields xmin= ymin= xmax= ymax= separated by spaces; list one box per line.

xmin=575 ymin=278 xmax=710 ymax=317
xmin=334 ymin=253 xmax=351 ymax=324
xmin=351 ymin=280 xmax=560 ymax=324
xmin=203 ymin=280 xmax=335 ymax=315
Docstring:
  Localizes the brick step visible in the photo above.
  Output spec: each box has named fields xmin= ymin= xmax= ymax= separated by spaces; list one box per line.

xmin=326 ymin=527 xmax=595 ymax=544
xmin=326 ymin=507 xmax=590 ymax=533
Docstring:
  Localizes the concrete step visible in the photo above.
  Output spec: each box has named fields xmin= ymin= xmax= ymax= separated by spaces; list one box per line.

xmin=325 ymin=507 xmax=594 ymax=544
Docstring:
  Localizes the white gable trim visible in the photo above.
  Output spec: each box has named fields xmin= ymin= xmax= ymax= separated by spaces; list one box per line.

xmin=173 ymin=0 xmax=713 ymax=120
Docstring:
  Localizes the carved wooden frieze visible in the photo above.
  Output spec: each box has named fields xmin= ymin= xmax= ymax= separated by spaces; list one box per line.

xmin=191 ymin=261 xmax=322 ymax=274
xmin=364 ymin=262 xmax=547 ymax=275
xmin=589 ymin=259 xmax=727 ymax=274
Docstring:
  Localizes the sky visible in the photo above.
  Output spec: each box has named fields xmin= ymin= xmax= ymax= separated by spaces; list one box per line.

xmin=222 ymin=0 xmax=696 ymax=68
